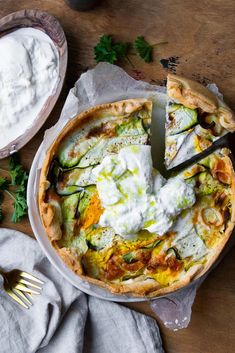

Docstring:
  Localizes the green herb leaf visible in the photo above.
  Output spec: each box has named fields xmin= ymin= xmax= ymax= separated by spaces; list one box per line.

xmin=133 ymin=36 xmax=153 ymax=63
xmin=94 ymin=35 xmax=128 ymax=64
xmin=0 ymin=153 xmax=28 ymax=223
xmin=9 ymin=154 xmax=28 ymax=186
xmin=113 ymin=42 xmax=128 ymax=60
xmin=10 ymin=187 xmax=28 ymax=223
xmin=0 ymin=177 xmax=9 ymax=190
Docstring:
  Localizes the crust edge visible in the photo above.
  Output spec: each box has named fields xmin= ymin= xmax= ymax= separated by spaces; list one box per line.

xmin=167 ymin=74 xmax=235 ymax=132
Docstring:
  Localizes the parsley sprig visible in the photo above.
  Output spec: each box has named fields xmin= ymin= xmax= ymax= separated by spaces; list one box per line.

xmin=94 ymin=35 xmax=129 ymax=64
xmin=133 ymin=36 xmax=168 ymax=63
xmin=0 ymin=154 xmax=28 ymax=223
xmin=133 ymin=36 xmax=153 ymax=63
xmin=94 ymin=35 xmax=167 ymax=65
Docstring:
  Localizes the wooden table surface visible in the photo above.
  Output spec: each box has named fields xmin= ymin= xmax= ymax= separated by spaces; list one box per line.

xmin=0 ymin=1 xmax=235 ymax=352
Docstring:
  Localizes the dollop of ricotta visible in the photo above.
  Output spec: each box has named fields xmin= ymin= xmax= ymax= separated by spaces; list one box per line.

xmin=93 ymin=145 xmax=196 ymax=238
xmin=0 ymin=28 xmax=59 ymax=148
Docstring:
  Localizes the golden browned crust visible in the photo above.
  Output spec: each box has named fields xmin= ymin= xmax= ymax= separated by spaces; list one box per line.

xmin=56 ymin=246 xmax=83 ymax=275
xmin=39 ymin=97 xmax=235 ymax=298
xmin=191 ymin=149 xmax=235 ymax=278
xmin=167 ymin=74 xmax=235 ymax=132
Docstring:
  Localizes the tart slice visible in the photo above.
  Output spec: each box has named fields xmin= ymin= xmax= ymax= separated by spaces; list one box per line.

xmin=165 ymin=74 xmax=235 ymax=169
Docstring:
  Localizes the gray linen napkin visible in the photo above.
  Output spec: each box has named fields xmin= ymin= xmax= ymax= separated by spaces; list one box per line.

xmin=0 ymin=228 xmax=164 ymax=353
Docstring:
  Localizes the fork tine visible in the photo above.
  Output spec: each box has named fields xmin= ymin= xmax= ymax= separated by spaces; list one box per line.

xmin=13 ymin=288 xmax=32 ymax=306
xmin=20 ymin=271 xmax=44 ymax=284
xmin=15 ymin=283 xmax=41 ymax=295
xmin=6 ymin=289 xmax=29 ymax=309
xmin=18 ymin=278 xmax=42 ymax=290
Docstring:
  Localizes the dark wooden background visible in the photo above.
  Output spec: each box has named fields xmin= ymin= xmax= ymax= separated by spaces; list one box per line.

xmin=0 ymin=1 xmax=235 ymax=352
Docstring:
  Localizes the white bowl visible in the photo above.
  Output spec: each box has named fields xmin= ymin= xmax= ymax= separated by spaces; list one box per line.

xmin=0 ymin=9 xmax=67 ymax=158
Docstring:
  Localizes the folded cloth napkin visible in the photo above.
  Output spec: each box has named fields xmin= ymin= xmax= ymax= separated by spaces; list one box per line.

xmin=0 ymin=228 xmax=164 ymax=353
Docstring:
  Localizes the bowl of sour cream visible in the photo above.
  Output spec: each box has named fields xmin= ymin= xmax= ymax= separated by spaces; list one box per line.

xmin=0 ymin=9 xmax=67 ymax=158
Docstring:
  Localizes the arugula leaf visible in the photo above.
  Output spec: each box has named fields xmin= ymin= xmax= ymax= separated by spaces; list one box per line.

xmin=133 ymin=36 xmax=153 ymax=63
xmin=94 ymin=35 xmax=128 ymax=64
xmin=9 ymin=154 xmax=28 ymax=186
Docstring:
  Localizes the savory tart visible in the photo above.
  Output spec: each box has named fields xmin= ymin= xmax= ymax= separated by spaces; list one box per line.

xmin=39 ymin=98 xmax=235 ymax=298
xmin=165 ymin=74 xmax=235 ymax=169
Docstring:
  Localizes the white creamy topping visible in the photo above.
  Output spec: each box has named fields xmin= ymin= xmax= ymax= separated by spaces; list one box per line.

xmin=93 ymin=145 xmax=196 ymax=238
xmin=157 ymin=177 xmax=196 ymax=217
xmin=93 ymin=145 xmax=154 ymax=237
xmin=0 ymin=28 xmax=59 ymax=148
xmin=152 ymin=169 xmax=166 ymax=194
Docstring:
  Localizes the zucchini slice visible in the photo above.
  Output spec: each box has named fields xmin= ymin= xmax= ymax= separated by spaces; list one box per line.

xmin=166 ymin=247 xmax=181 ymax=260
xmin=56 ymin=166 xmax=96 ymax=195
xmin=78 ymin=185 xmax=97 ymax=217
xmin=116 ymin=117 xmax=146 ymax=136
xmin=86 ymin=227 xmax=116 ymax=251
xmin=143 ymin=239 xmax=162 ymax=249
xmin=61 ymin=192 xmax=82 ymax=222
xmin=78 ymin=134 xmax=148 ymax=168
xmin=61 ymin=192 xmax=83 ymax=239
xmin=58 ymin=134 xmax=99 ymax=168
xmin=56 ymin=185 xmax=84 ymax=196
xmin=168 ymin=105 xmax=198 ymax=135
xmin=196 ymin=171 xmax=223 ymax=196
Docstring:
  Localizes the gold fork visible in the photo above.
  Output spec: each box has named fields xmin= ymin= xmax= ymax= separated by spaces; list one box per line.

xmin=0 ymin=269 xmax=44 ymax=309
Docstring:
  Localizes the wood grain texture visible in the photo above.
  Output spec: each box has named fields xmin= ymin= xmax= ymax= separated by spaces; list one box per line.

xmin=0 ymin=1 xmax=235 ymax=352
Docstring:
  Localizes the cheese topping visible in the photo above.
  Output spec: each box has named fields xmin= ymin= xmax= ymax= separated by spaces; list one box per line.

xmin=93 ymin=145 xmax=196 ymax=238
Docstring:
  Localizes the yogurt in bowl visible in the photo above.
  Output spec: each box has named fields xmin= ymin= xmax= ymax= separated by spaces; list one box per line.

xmin=0 ymin=9 xmax=67 ymax=158
xmin=0 ymin=27 xmax=59 ymax=149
